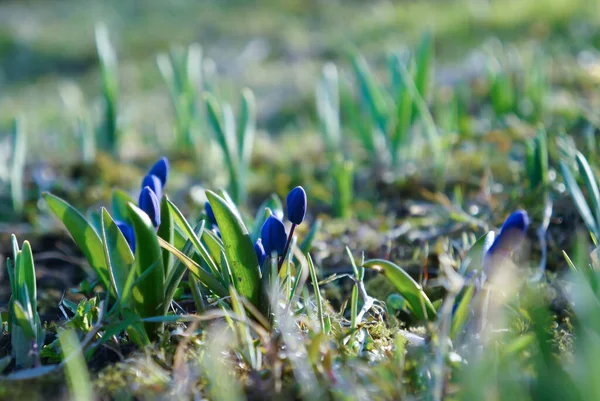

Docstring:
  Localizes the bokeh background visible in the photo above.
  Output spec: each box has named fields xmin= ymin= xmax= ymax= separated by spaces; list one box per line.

xmin=0 ymin=0 xmax=598 ymax=162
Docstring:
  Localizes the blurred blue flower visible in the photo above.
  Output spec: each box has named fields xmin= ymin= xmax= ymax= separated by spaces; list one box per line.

xmin=205 ymin=201 xmax=217 ymax=227
xmin=254 ymin=238 xmax=266 ymax=266
xmin=139 ymin=186 xmax=161 ymax=228
xmin=286 ymin=186 xmax=307 ymax=225
xmin=141 ymin=174 xmax=163 ymax=200
xmin=486 ymin=210 xmax=529 ymax=256
xmin=148 ymin=157 xmax=169 ymax=187
xmin=261 ymin=215 xmax=287 ymax=256
xmin=115 ymin=220 xmax=135 ymax=253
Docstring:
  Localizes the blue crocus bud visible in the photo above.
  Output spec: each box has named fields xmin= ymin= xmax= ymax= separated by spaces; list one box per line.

xmin=115 ymin=220 xmax=136 ymax=253
xmin=487 ymin=210 xmax=529 ymax=256
xmin=205 ymin=201 xmax=217 ymax=227
xmin=261 ymin=215 xmax=287 ymax=256
xmin=254 ymin=238 xmax=266 ymax=267
xmin=148 ymin=157 xmax=169 ymax=187
xmin=139 ymin=186 xmax=161 ymax=228
xmin=286 ymin=186 xmax=307 ymax=225
xmin=141 ymin=174 xmax=163 ymax=200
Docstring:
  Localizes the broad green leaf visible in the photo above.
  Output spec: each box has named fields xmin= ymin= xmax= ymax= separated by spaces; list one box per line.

xmin=206 ymin=191 xmax=262 ymax=308
xmin=101 ymin=208 xmax=134 ymax=299
xmin=111 ymin=189 xmax=134 ymax=223
xmin=363 ymin=259 xmax=436 ymax=320
xmin=202 ymin=229 xmax=224 ymax=270
xmin=451 ymin=284 xmax=475 ymax=339
xmin=128 ymin=203 xmax=165 ymax=337
xmin=561 ymin=161 xmax=598 ymax=238
xmin=43 ymin=193 xmax=110 ymax=290
xmin=16 ymin=241 xmax=36 ymax=314
xmin=13 ymin=301 xmax=35 ymax=339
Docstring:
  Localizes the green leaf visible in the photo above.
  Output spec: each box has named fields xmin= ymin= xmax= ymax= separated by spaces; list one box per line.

xmin=101 ymin=208 xmax=134 ymax=299
xmin=414 ymin=32 xmax=434 ymax=102
xmin=128 ymin=203 xmax=165 ymax=337
xmin=166 ymin=198 xmax=221 ymax=279
xmin=458 ymin=231 xmax=495 ymax=276
xmin=16 ymin=241 xmax=36 ymax=314
xmin=43 ymin=193 xmax=110 ymax=290
xmin=451 ymin=284 xmax=475 ymax=339
xmin=157 ymin=197 xmax=174 ymax=275
xmin=206 ymin=191 xmax=262 ymax=309
xmin=561 ymin=161 xmax=598 ymax=238
xmin=59 ymin=329 xmax=93 ymax=401
xmin=13 ymin=301 xmax=35 ymax=339
xmin=158 ymin=237 xmax=228 ymax=298
xmin=164 ymin=220 xmax=207 ymax=314
xmin=238 ymin=88 xmax=256 ymax=169
xmin=363 ymin=259 xmax=436 ymax=320
xmin=10 ymin=117 xmax=26 ymax=214
xmin=111 ymin=189 xmax=134 ymax=223
xmin=576 ymin=152 xmax=600 ymax=231
xmin=349 ymin=50 xmax=388 ymax=134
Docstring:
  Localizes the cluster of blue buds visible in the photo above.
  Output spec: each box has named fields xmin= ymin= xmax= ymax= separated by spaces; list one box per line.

xmin=117 ymin=157 xmax=169 ymax=252
xmin=255 ymin=186 xmax=307 ymax=269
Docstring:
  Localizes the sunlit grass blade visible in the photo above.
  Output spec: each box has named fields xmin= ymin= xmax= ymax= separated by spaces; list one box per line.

xmin=166 ymin=198 xmax=221 ymax=279
xmin=158 ymin=237 xmax=228 ymax=298
xmin=575 ymin=152 xmax=600 ymax=231
xmin=59 ymin=329 xmax=93 ymax=401
xmin=560 ymin=160 xmax=598 ymax=238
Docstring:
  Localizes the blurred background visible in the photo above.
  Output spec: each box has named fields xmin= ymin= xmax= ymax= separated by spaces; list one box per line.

xmin=0 ymin=0 xmax=598 ymax=159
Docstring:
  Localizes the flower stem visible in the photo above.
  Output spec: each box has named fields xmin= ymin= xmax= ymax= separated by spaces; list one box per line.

xmin=278 ymin=224 xmax=296 ymax=270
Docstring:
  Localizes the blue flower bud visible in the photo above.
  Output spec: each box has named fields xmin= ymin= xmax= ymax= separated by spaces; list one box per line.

xmin=148 ymin=157 xmax=169 ymax=187
xmin=487 ymin=210 xmax=529 ymax=256
xmin=115 ymin=220 xmax=136 ymax=253
xmin=138 ymin=186 xmax=161 ymax=228
xmin=286 ymin=186 xmax=307 ymax=225
xmin=261 ymin=215 xmax=287 ymax=256
xmin=205 ymin=201 xmax=217 ymax=227
xmin=254 ymin=238 xmax=266 ymax=267
xmin=141 ymin=174 xmax=162 ymax=200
